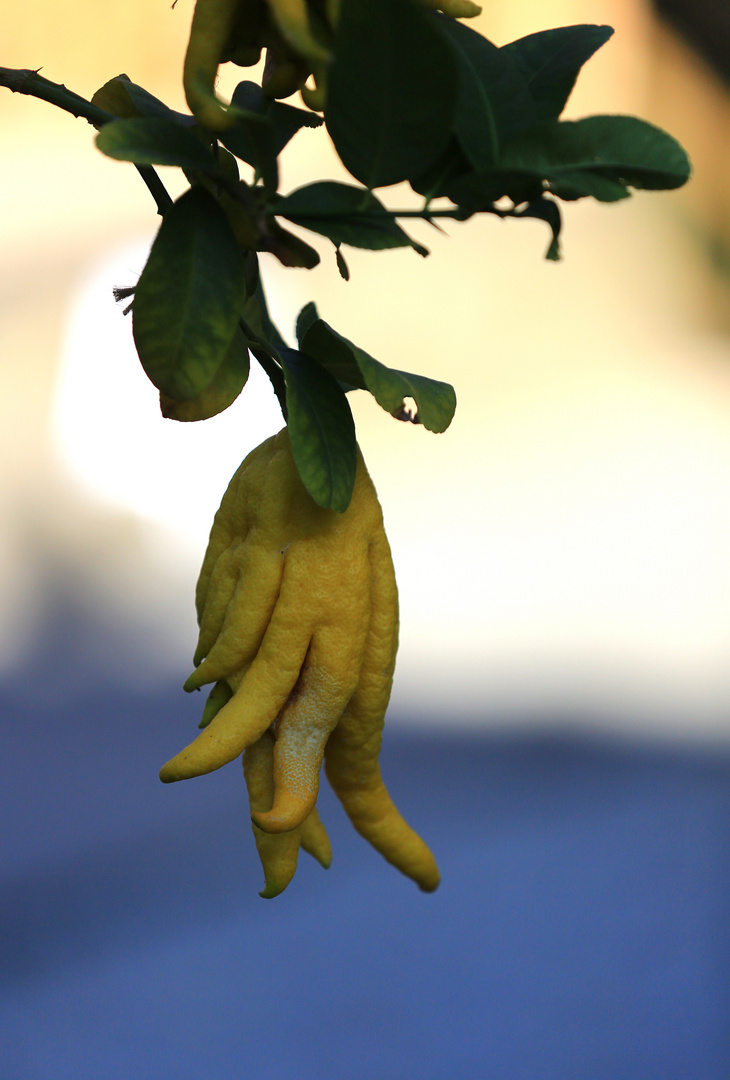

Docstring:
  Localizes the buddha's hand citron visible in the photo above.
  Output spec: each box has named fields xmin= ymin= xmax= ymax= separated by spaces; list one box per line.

xmin=160 ymin=427 xmax=440 ymax=896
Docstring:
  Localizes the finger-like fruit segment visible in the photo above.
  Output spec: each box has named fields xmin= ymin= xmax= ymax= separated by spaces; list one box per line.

xmin=244 ymin=732 xmax=301 ymax=898
xmin=324 ymin=528 xmax=440 ymax=891
xmin=199 ymin=679 xmax=233 ymax=729
xmin=299 ymin=807 xmax=332 ymax=868
xmin=256 ymin=618 xmax=368 ymax=831
xmin=160 ymin=612 xmax=310 ymax=781
xmin=183 ymin=0 xmax=244 ymax=130
xmin=326 ymin=752 xmax=440 ymax=891
xmin=191 ymin=547 xmax=284 ymax=681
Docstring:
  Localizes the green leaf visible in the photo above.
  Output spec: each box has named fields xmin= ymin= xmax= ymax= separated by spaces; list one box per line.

xmin=447 ymin=114 xmax=692 ymax=207
xmin=231 ymin=81 xmax=323 ymax=155
xmin=132 ymin=186 xmax=245 ymax=400
xmin=301 ymin=319 xmax=363 ymax=387
xmin=91 ymin=75 xmax=143 ymax=121
xmin=503 ymin=25 xmax=614 ymax=122
xmin=445 ymin=167 xmax=541 ymax=207
xmin=547 ymin=171 xmax=630 ymax=203
xmin=221 ymin=81 xmax=323 ymax=192
xmin=326 ymin=0 xmax=459 ymax=188
xmin=409 ymin=137 xmax=471 ymax=201
xmin=92 ymin=74 xmax=195 ymax=126
xmin=295 ymin=302 xmax=320 ymax=346
xmin=276 ymin=182 xmax=429 ymax=254
xmin=434 ymin=14 xmax=537 ymax=168
xmin=301 ymin=318 xmax=456 ymax=433
xmin=278 ymin=347 xmax=357 ymax=512
xmin=503 ymin=115 xmax=692 ymax=197
xmin=159 ymin=328 xmax=250 ymax=421
xmin=124 ymin=81 xmax=197 ymax=125
xmin=219 ymin=111 xmax=278 ymax=193
xmin=241 ymin=276 xmax=288 ymax=352
xmin=96 ymin=117 xmax=218 ymax=171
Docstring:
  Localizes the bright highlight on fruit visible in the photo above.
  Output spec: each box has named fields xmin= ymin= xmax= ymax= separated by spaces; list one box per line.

xmin=160 ymin=428 xmax=440 ymax=897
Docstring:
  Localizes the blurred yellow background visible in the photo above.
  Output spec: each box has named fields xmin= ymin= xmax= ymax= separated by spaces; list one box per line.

xmin=2 ymin=0 xmax=730 ymax=734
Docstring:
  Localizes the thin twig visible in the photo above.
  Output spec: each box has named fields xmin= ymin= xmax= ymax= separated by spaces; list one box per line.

xmin=239 ymin=319 xmax=288 ymax=420
xmin=135 ymin=165 xmax=174 ymax=216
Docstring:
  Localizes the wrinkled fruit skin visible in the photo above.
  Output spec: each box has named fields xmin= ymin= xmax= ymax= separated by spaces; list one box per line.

xmin=160 ymin=427 xmax=440 ymax=896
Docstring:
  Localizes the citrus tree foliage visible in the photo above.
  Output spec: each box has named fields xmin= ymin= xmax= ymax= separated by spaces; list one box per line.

xmin=2 ymin=0 xmax=691 ymax=511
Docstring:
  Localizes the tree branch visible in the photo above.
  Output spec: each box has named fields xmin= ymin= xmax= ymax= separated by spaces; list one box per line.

xmin=0 ymin=66 xmax=173 ymax=216
xmin=0 ymin=66 xmax=113 ymax=125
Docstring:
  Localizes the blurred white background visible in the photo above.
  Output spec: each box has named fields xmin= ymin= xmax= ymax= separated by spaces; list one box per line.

xmin=3 ymin=0 xmax=730 ymax=735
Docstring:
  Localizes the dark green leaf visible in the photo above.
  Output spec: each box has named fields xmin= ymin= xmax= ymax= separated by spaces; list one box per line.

xmin=96 ymin=117 xmax=218 ymax=170
xmin=434 ymin=14 xmax=537 ymax=167
xmin=159 ymin=329 xmax=250 ymax=421
xmin=92 ymin=74 xmax=195 ymax=126
xmin=301 ymin=318 xmax=456 ymax=433
xmin=276 ymin=181 xmax=428 ymax=254
xmin=222 ymin=81 xmax=323 ymax=191
xmin=446 ymin=168 xmax=542 ymax=208
xmin=278 ymin=347 xmax=357 ymax=512
xmin=502 ymin=115 xmax=692 ymax=197
xmin=410 ymin=137 xmax=471 ymax=200
xmin=447 ymin=114 xmax=692 ymax=207
xmin=547 ymin=171 xmax=630 ymax=203
xmin=326 ymin=0 xmax=459 ymax=187
xmin=124 ymin=80 xmax=197 ymax=124
xmin=503 ymin=25 xmax=614 ymax=122
xmin=132 ymin=186 xmax=244 ymax=400
xmin=301 ymin=319 xmax=364 ymax=386
xmin=231 ymin=81 xmax=323 ymax=155
xmin=295 ymin=302 xmax=320 ymax=346
xmin=91 ymin=75 xmax=143 ymax=121
xmin=219 ymin=112 xmax=278 ymax=192
xmin=241 ymin=276 xmax=288 ymax=352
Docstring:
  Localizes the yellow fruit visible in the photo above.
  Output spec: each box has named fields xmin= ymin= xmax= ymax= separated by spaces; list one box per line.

xmin=159 ymin=427 xmax=439 ymax=895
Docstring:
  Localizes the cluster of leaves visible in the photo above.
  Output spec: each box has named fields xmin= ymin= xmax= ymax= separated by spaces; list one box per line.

xmin=87 ymin=0 xmax=689 ymax=511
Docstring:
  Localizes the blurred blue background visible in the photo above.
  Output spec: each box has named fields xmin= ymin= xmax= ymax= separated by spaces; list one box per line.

xmin=3 ymin=1 xmax=730 ymax=1076
xmin=3 ymin=606 xmax=730 ymax=1079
